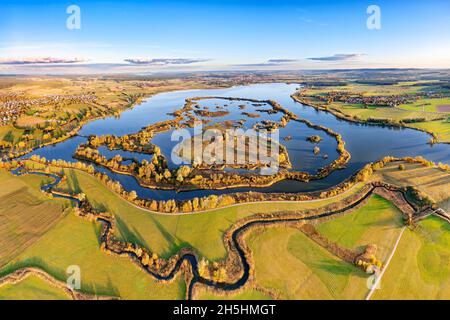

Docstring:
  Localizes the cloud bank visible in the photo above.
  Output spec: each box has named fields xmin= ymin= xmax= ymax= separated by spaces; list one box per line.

xmin=267 ymin=59 xmax=299 ymax=64
xmin=0 ymin=57 xmax=86 ymax=65
xmin=233 ymin=59 xmax=299 ymax=67
xmin=307 ymin=54 xmax=364 ymax=61
xmin=124 ymin=58 xmax=209 ymax=65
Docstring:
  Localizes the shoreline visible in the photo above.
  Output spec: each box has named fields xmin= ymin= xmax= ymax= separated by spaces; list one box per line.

xmin=17 ymin=155 xmax=447 ymax=214
xmin=4 ymin=83 xmax=232 ymax=161
xmin=291 ymin=93 xmax=449 ymax=145
xmin=72 ymin=94 xmax=350 ymax=193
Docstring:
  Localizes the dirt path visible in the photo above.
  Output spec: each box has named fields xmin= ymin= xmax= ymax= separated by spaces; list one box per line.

xmin=365 ymin=226 xmax=407 ymax=300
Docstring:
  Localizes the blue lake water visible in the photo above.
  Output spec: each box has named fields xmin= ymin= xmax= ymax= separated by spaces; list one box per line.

xmin=27 ymin=83 xmax=450 ymax=201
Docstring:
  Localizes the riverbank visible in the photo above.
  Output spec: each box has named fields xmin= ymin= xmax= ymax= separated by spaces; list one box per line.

xmin=291 ymin=92 xmax=449 ymax=145
xmin=3 ymin=80 xmax=233 ymax=160
xmin=14 ymin=154 xmax=448 ymax=215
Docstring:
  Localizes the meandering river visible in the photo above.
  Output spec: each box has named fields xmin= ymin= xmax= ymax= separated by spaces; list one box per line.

xmin=26 ymin=83 xmax=450 ymax=201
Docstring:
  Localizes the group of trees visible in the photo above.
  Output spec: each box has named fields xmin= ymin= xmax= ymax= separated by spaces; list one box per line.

xmin=9 ymin=151 xmax=446 ymax=216
xmin=355 ymin=244 xmax=383 ymax=273
xmin=198 ymin=258 xmax=228 ymax=283
xmin=88 ymin=132 xmax=156 ymax=154
xmin=123 ymin=242 xmax=160 ymax=269
xmin=3 ymin=120 xmax=82 ymax=159
xmin=135 ymin=193 xmax=236 ymax=213
xmin=0 ymin=159 xmax=19 ymax=169
xmin=29 ymin=154 xmax=96 ymax=174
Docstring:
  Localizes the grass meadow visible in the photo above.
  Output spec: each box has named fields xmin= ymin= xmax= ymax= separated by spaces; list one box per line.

xmin=371 ymin=216 xmax=450 ymax=299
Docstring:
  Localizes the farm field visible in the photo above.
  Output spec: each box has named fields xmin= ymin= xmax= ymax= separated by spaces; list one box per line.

xmin=0 ymin=77 xmax=216 ymax=155
xmin=195 ymin=288 xmax=273 ymax=300
xmin=298 ymin=82 xmax=426 ymax=96
xmin=370 ymin=161 xmax=450 ymax=210
xmin=0 ymin=212 xmax=186 ymax=299
xmin=316 ymin=195 xmax=404 ymax=263
xmin=297 ymin=81 xmax=450 ymax=143
xmin=371 ymin=216 xmax=450 ymax=299
xmin=1 ymin=0 xmax=450 ymax=304
xmin=0 ymin=170 xmax=70 ymax=267
xmin=408 ymin=120 xmax=450 ymax=145
xmin=0 ymin=274 xmax=71 ymax=300
xmin=332 ymin=101 xmax=443 ymax=122
xmin=2 ymin=165 xmax=447 ymax=300
xmin=399 ymin=98 xmax=450 ymax=113
xmin=243 ymin=192 xmax=449 ymax=300
xmin=247 ymin=226 xmax=368 ymax=299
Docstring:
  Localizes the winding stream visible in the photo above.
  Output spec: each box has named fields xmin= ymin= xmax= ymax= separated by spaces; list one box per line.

xmin=14 ymin=165 xmax=412 ymax=299
xmin=25 ymin=83 xmax=450 ymax=201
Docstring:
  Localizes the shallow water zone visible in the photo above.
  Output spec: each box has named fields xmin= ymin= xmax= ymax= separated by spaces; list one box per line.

xmin=26 ymin=83 xmax=450 ymax=201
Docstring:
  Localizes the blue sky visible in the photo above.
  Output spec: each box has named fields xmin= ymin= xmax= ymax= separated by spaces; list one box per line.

xmin=0 ymin=0 xmax=449 ymax=73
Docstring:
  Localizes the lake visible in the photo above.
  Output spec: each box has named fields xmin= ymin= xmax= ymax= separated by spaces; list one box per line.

xmin=26 ymin=83 xmax=450 ymax=201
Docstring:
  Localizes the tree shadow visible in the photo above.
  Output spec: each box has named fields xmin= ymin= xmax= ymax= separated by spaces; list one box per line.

xmin=310 ymin=258 xmax=367 ymax=278
xmin=0 ymin=257 xmax=65 ymax=280
xmin=68 ymin=170 xmax=81 ymax=194
xmin=148 ymin=216 xmax=197 ymax=258
xmin=115 ymin=215 xmax=150 ymax=251
xmin=83 ymin=275 xmax=121 ymax=298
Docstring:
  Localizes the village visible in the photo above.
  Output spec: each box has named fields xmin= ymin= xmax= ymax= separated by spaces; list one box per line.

xmin=0 ymin=92 xmax=97 ymax=125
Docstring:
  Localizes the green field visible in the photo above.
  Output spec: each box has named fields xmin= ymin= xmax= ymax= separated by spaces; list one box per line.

xmin=371 ymin=161 xmax=450 ymax=210
xmin=372 ymin=216 xmax=450 ymax=299
xmin=0 ymin=166 xmax=370 ymax=300
xmin=1 ymin=213 xmax=186 ymax=299
xmin=0 ymin=124 xmax=26 ymax=145
xmin=0 ymin=171 xmax=70 ymax=267
xmin=408 ymin=119 xmax=450 ymax=144
xmin=0 ymin=274 xmax=71 ymax=300
xmin=0 ymin=77 xmax=214 ymax=153
xmin=246 ymin=195 xmax=406 ymax=299
xmin=0 ymin=168 xmax=186 ymax=300
xmin=247 ymin=226 xmax=368 ymax=299
xmin=302 ymin=83 xmax=425 ymax=96
xmin=195 ymin=288 xmax=272 ymax=300
xmin=399 ymin=98 xmax=450 ymax=113
xmin=52 ymin=166 xmax=366 ymax=261
xmin=317 ymin=195 xmax=404 ymax=262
